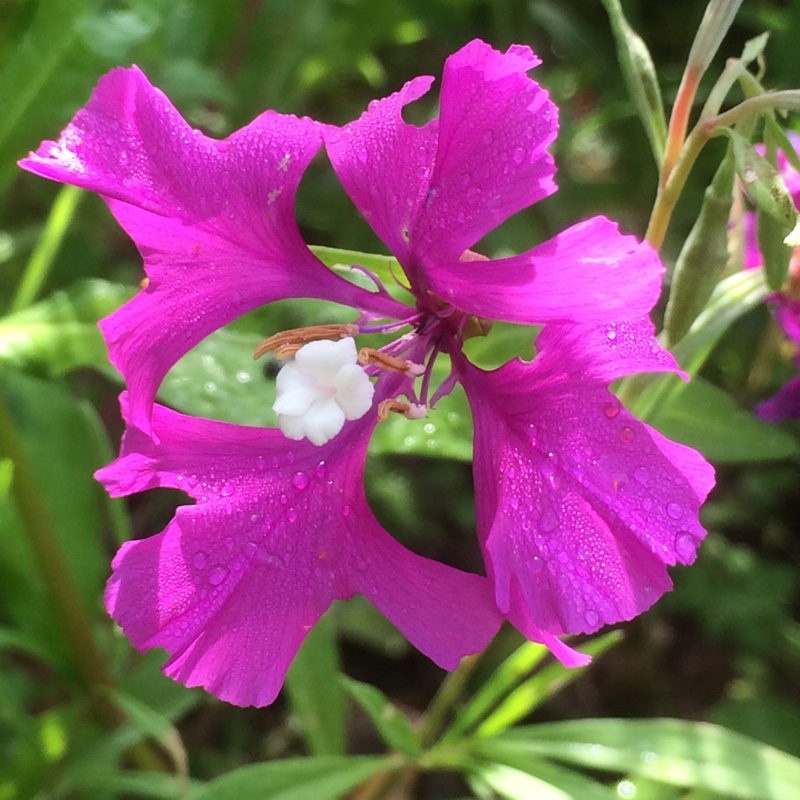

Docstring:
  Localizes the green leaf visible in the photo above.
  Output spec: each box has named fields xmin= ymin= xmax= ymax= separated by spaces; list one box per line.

xmin=160 ymin=327 xmax=275 ymax=426
xmin=472 ymin=756 xmax=616 ymax=800
xmin=285 ymin=613 xmax=346 ymax=756
xmin=0 ymin=371 xmax=110 ymax=673
xmin=446 ymin=640 xmax=551 ymax=741
xmin=342 ymin=677 xmax=421 ymax=757
xmin=649 ymin=377 xmax=799 ymax=462
xmin=474 ymin=632 xmax=622 ymax=738
xmin=601 ymin=0 xmax=666 ymax=166
xmin=478 ymin=719 xmax=800 ymax=800
xmin=190 ymin=755 xmax=397 ymax=800
xmin=0 ymin=457 xmax=12 ymax=499
xmin=625 ymin=268 xmax=769 ymax=423
xmin=0 ymin=279 xmax=134 ymax=376
xmin=71 ymin=769 xmax=191 ymax=799
xmin=0 ymin=0 xmax=104 ymax=190
xmin=106 ymin=688 xmax=188 ymax=776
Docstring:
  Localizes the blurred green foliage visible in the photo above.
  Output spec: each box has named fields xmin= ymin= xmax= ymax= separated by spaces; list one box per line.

xmin=1 ymin=0 xmax=800 ymax=798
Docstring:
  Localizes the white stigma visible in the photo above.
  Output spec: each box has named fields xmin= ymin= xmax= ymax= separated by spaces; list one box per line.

xmin=273 ymin=337 xmax=374 ymax=446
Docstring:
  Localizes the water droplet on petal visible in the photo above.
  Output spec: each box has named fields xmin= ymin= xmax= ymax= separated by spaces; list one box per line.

xmin=585 ymin=609 xmax=600 ymax=627
xmin=286 ymin=507 xmax=297 ymax=523
xmin=509 ymin=496 xmax=520 ymax=510
xmin=220 ymin=483 xmax=235 ymax=497
xmin=225 ymin=536 xmax=234 ymax=549
xmin=604 ymin=400 xmax=621 ymax=419
xmin=666 ymin=502 xmax=683 ymax=520
xmin=208 ymin=566 xmax=228 ymax=585
xmin=357 ymin=149 xmax=368 ymax=164
xmin=619 ymin=426 xmax=635 ymax=443
xmin=193 ymin=552 xmax=207 ymax=570
xmin=256 ymin=456 xmax=266 ymax=471
xmin=314 ymin=461 xmax=326 ymax=479
xmin=292 ymin=471 xmax=309 ymax=490
xmin=607 ymin=329 xmax=617 ymax=341
xmin=342 ymin=505 xmax=351 ymax=517
xmin=633 ymin=466 xmax=650 ymax=485
xmin=540 ymin=509 xmax=559 ymax=532
xmin=250 ymin=514 xmax=259 ymax=523
xmin=675 ymin=531 xmax=697 ymax=561
xmin=187 ymin=474 xmax=199 ymax=487
xmin=529 ymin=556 xmax=545 ymax=573
xmin=513 ymin=147 xmax=526 ymax=164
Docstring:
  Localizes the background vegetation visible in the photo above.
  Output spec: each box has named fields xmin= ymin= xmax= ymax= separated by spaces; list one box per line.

xmin=1 ymin=1 xmax=799 ymax=798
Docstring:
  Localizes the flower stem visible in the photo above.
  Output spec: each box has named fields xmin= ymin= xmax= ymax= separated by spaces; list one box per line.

xmin=661 ymin=65 xmax=702 ymax=188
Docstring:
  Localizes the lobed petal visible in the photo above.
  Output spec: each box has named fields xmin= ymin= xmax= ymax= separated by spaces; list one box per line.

xmin=20 ymin=66 xmax=406 ymax=432
xmin=99 ymin=393 xmax=500 ymax=706
xmin=425 ymin=217 xmax=664 ymax=326
xmin=457 ymin=334 xmax=714 ymax=655
xmin=324 ymin=39 xmax=557 ymax=285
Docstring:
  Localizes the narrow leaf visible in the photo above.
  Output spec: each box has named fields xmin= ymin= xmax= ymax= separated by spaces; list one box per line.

xmin=342 ymin=677 xmax=421 ymax=757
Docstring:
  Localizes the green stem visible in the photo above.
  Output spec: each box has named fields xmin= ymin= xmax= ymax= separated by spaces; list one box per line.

xmin=11 ymin=184 xmax=83 ymax=313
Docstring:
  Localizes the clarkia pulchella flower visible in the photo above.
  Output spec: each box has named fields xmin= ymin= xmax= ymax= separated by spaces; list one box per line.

xmin=21 ymin=40 xmax=714 ymax=706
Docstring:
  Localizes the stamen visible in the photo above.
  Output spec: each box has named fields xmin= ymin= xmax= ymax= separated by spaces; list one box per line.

xmin=378 ymin=399 xmax=428 ymax=421
xmin=358 ymin=347 xmax=425 ymax=376
xmin=254 ymin=323 xmax=359 ymax=360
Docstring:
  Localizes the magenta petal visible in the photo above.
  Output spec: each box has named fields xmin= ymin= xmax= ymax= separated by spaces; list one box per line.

xmin=99 ymin=396 xmax=500 ymax=705
xmin=325 ymin=39 xmax=556 ymax=277
xmin=426 ymin=217 xmax=664 ymax=326
xmin=20 ymin=66 xmax=406 ymax=431
xmin=756 ymin=372 xmax=800 ymax=421
xmin=324 ymin=76 xmax=438 ymax=268
xmin=458 ymin=340 xmax=714 ymax=639
xmin=532 ymin=316 xmax=683 ymax=382
xmin=413 ymin=40 xmax=557 ymax=262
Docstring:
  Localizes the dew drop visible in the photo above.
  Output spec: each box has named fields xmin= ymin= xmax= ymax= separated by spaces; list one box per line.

xmin=512 ymin=146 xmax=526 ymax=164
xmin=292 ymin=471 xmax=309 ymax=490
xmin=633 ymin=466 xmax=650 ymax=485
xmin=528 ymin=556 xmax=545 ymax=573
xmin=527 ymin=423 xmax=538 ymax=445
xmin=256 ymin=546 xmax=282 ymax=567
xmin=585 ymin=609 xmax=600 ymax=627
xmin=619 ymin=426 xmax=635 ymax=443
xmin=674 ymin=531 xmax=697 ymax=561
xmin=286 ymin=507 xmax=297 ymax=523
xmin=467 ymin=186 xmax=481 ymax=204
xmin=666 ymin=502 xmax=683 ymax=520
xmin=314 ymin=461 xmax=326 ymax=479
xmin=225 ymin=536 xmax=234 ymax=549
xmin=250 ymin=513 xmax=259 ymax=523
xmin=604 ymin=400 xmax=621 ymax=419
xmin=423 ymin=422 xmax=436 ymax=434
xmin=220 ymin=483 xmax=235 ymax=497
xmin=509 ymin=496 xmax=520 ymax=510
xmin=187 ymin=474 xmax=199 ymax=488
xmin=482 ymin=130 xmax=494 ymax=145
xmin=506 ymin=466 xmax=516 ymax=480
xmin=357 ymin=149 xmax=368 ymax=164
xmin=606 ymin=328 xmax=617 ymax=341
xmin=540 ymin=509 xmax=559 ymax=532
xmin=342 ymin=505 xmax=351 ymax=517
xmin=208 ymin=566 xmax=228 ymax=586
xmin=193 ymin=552 xmax=207 ymax=570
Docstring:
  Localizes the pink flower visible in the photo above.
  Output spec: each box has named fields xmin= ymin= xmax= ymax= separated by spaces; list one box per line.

xmin=20 ymin=40 xmax=713 ymax=706
xmin=742 ymin=133 xmax=800 ymax=421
